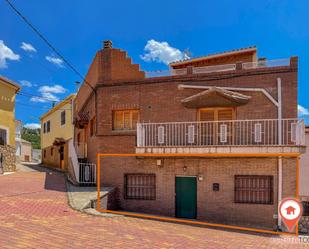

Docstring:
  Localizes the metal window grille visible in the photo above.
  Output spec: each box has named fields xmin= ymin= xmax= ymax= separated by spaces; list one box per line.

xmin=0 ymin=129 xmax=7 ymax=145
xmin=254 ymin=123 xmax=262 ymax=143
xmin=235 ymin=175 xmax=273 ymax=204
xmin=157 ymin=126 xmax=165 ymax=144
xmin=124 ymin=174 xmax=156 ymax=200
xmin=219 ymin=124 xmax=227 ymax=143
xmin=188 ymin=125 xmax=195 ymax=143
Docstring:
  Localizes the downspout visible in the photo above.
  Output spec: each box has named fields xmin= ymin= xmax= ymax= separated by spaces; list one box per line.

xmin=277 ymin=77 xmax=283 ymax=230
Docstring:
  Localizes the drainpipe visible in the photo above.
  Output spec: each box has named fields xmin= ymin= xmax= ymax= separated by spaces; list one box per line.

xmin=277 ymin=77 xmax=283 ymax=230
xmin=278 ymin=156 xmax=283 ymax=229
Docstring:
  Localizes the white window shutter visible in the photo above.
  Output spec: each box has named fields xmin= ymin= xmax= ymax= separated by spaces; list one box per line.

xmin=254 ymin=123 xmax=262 ymax=143
xmin=158 ymin=126 xmax=165 ymax=144
xmin=188 ymin=125 xmax=195 ymax=143
xmin=220 ymin=124 xmax=227 ymax=143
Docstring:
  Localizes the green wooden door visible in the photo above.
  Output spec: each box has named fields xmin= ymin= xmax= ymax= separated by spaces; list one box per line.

xmin=175 ymin=176 xmax=197 ymax=219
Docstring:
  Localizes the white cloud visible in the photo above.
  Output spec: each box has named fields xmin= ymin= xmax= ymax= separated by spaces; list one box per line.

xmin=24 ymin=123 xmax=40 ymax=129
xmin=298 ymin=104 xmax=309 ymax=116
xmin=19 ymin=80 xmax=32 ymax=87
xmin=140 ymin=39 xmax=190 ymax=65
xmin=45 ymin=55 xmax=64 ymax=67
xmin=20 ymin=42 xmax=37 ymax=52
xmin=0 ymin=40 xmax=20 ymax=68
xmin=30 ymin=84 xmax=67 ymax=103
xmin=39 ymin=84 xmax=66 ymax=94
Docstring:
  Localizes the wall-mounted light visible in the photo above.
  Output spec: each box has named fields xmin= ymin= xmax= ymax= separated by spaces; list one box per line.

xmin=198 ymin=174 xmax=203 ymax=181
xmin=157 ymin=159 xmax=163 ymax=168
xmin=183 ymin=166 xmax=187 ymax=172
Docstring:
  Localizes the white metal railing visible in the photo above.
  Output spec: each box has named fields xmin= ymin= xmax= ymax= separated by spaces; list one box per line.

xmin=137 ymin=119 xmax=305 ymax=147
xmin=79 ymin=163 xmax=96 ymax=184
xmin=145 ymin=58 xmax=290 ymax=78
xmin=192 ymin=63 xmax=236 ymax=74
xmin=68 ymin=139 xmax=80 ymax=181
xmin=242 ymin=59 xmax=290 ymax=70
xmin=69 ymin=139 xmax=96 ymax=184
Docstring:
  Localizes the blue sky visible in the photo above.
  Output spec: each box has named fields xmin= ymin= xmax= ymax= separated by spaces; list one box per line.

xmin=1 ymin=0 xmax=309 ymax=128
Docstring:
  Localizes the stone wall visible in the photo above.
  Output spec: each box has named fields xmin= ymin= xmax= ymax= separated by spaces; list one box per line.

xmin=0 ymin=145 xmax=16 ymax=173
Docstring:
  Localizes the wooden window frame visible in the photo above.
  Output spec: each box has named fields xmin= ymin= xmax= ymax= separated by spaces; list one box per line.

xmin=197 ymin=107 xmax=236 ymax=121
xmin=124 ymin=173 xmax=156 ymax=200
xmin=234 ymin=175 xmax=273 ymax=205
xmin=112 ymin=109 xmax=139 ymax=131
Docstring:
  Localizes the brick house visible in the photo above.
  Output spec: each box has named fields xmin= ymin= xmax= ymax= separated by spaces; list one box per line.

xmin=72 ymin=41 xmax=305 ymax=230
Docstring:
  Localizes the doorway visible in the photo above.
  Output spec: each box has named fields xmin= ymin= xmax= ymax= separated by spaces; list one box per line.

xmin=175 ymin=176 xmax=197 ymax=219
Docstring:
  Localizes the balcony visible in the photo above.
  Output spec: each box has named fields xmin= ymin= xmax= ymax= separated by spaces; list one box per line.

xmin=136 ymin=119 xmax=305 ymax=154
xmin=145 ymin=58 xmax=291 ymax=78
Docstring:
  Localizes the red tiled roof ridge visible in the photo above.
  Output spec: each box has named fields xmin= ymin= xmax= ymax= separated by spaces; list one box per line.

xmin=169 ymin=46 xmax=257 ymax=65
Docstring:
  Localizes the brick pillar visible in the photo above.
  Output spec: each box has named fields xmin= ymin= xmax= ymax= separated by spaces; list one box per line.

xmin=290 ymin=56 xmax=298 ymax=70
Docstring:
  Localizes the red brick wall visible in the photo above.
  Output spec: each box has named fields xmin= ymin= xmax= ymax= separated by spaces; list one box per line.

xmin=100 ymin=157 xmax=296 ymax=229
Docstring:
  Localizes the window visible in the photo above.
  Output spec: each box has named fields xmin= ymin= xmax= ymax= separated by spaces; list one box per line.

xmin=44 ymin=121 xmax=51 ymax=133
xmin=235 ymin=175 xmax=273 ymax=204
xmin=90 ymin=116 xmax=96 ymax=136
xmin=61 ymin=111 xmax=66 ymax=126
xmin=43 ymin=149 xmax=46 ymax=158
xmin=113 ymin=110 xmax=139 ymax=130
xmin=0 ymin=128 xmax=7 ymax=145
xmin=198 ymin=108 xmax=234 ymax=121
xmin=77 ymin=133 xmax=81 ymax=146
xmin=124 ymin=174 xmax=156 ymax=200
xmin=51 ymin=147 xmax=54 ymax=156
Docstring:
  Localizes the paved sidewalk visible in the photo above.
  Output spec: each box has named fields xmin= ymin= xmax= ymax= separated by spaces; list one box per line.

xmin=0 ymin=167 xmax=307 ymax=248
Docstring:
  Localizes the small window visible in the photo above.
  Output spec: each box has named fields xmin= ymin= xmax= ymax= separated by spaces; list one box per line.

xmin=43 ymin=149 xmax=46 ymax=158
xmin=43 ymin=123 xmax=46 ymax=134
xmin=61 ymin=111 xmax=66 ymax=126
xmin=0 ymin=128 xmax=7 ymax=145
xmin=113 ymin=110 xmax=139 ymax=130
xmin=46 ymin=121 xmax=51 ymax=133
xmin=124 ymin=174 xmax=156 ymax=200
xmin=90 ymin=117 xmax=96 ymax=136
xmin=51 ymin=147 xmax=54 ymax=156
xmin=235 ymin=175 xmax=273 ymax=204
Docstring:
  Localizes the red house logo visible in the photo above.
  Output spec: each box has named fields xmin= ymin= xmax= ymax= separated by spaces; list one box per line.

xmin=285 ymin=206 xmax=296 ymax=215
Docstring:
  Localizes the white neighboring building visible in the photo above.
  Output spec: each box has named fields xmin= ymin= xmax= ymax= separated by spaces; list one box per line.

xmin=300 ymin=127 xmax=309 ymax=197
xmin=15 ymin=120 xmax=32 ymax=162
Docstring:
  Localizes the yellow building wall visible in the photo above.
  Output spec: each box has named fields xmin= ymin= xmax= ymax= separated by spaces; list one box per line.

xmin=0 ymin=81 xmax=17 ymax=147
xmin=40 ymin=100 xmax=74 ymax=149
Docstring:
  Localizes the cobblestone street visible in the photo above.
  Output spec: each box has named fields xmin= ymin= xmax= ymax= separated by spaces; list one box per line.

xmin=0 ymin=166 xmax=307 ymax=248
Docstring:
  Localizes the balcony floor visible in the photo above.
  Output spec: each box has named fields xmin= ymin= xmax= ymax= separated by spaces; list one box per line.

xmin=136 ymin=146 xmax=305 ymax=155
